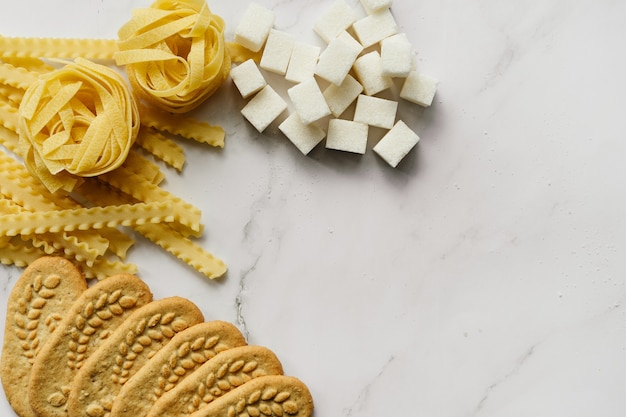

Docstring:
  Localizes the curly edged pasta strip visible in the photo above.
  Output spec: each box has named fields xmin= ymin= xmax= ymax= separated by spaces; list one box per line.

xmin=1 ymin=57 xmax=54 ymax=74
xmin=0 ymin=240 xmax=45 ymax=267
xmin=139 ymin=104 xmax=225 ymax=147
xmin=78 ymin=179 xmax=226 ymax=279
xmin=115 ymin=0 xmax=231 ymax=113
xmin=0 ymin=150 xmax=134 ymax=263
xmin=135 ymin=128 xmax=186 ymax=171
xmin=99 ymin=165 xmax=203 ymax=238
xmin=0 ymin=61 xmax=39 ymax=90
xmin=0 ymin=35 xmax=118 ymax=60
xmin=18 ymin=57 xmax=140 ymax=193
xmin=0 ymin=200 xmax=175 ymax=237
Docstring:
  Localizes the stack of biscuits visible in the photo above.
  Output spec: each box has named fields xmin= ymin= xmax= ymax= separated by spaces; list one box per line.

xmin=1 ymin=257 xmax=314 ymax=417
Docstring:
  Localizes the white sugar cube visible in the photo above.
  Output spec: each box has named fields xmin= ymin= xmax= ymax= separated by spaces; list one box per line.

xmin=353 ymin=95 xmax=398 ymax=129
xmin=260 ymin=29 xmax=295 ymax=75
xmin=380 ymin=33 xmax=412 ymax=78
xmin=326 ymin=119 xmax=369 ymax=154
xmin=241 ymin=85 xmax=287 ymax=132
xmin=313 ymin=0 xmax=359 ymax=43
xmin=230 ymin=59 xmax=267 ymax=99
xmin=285 ymin=42 xmax=320 ymax=83
xmin=352 ymin=8 xmax=397 ymax=48
xmin=279 ymin=112 xmax=326 ymax=155
xmin=400 ymin=71 xmax=439 ymax=107
xmin=353 ymin=51 xmax=393 ymax=96
xmin=373 ymin=120 xmax=420 ymax=167
xmin=323 ymin=74 xmax=364 ymax=117
xmin=315 ymin=31 xmax=363 ymax=85
xmin=234 ymin=3 xmax=275 ymax=53
xmin=287 ymin=78 xmax=331 ymax=125
xmin=360 ymin=0 xmax=393 ymax=14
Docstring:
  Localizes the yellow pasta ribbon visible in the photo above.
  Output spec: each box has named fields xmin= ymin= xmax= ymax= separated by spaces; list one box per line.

xmin=0 ymin=36 xmax=118 ymax=60
xmin=115 ymin=0 xmax=231 ymax=113
xmin=17 ymin=57 xmax=140 ymax=193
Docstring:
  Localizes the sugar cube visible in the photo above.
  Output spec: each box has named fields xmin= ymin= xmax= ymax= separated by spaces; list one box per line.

xmin=234 ymin=3 xmax=275 ymax=53
xmin=353 ymin=95 xmax=398 ymax=129
xmin=279 ymin=113 xmax=326 ymax=155
xmin=313 ymin=0 xmax=359 ymax=43
xmin=360 ymin=0 xmax=393 ymax=14
xmin=380 ymin=33 xmax=413 ymax=78
xmin=353 ymin=51 xmax=393 ymax=96
xmin=352 ymin=8 xmax=397 ymax=48
xmin=241 ymin=85 xmax=288 ymax=132
xmin=400 ymin=71 xmax=439 ymax=107
xmin=230 ymin=59 xmax=267 ymax=99
xmin=315 ymin=31 xmax=363 ymax=85
xmin=287 ymin=78 xmax=331 ymax=125
xmin=285 ymin=42 xmax=321 ymax=83
xmin=326 ymin=119 xmax=369 ymax=154
xmin=373 ymin=120 xmax=420 ymax=167
xmin=260 ymin=29 xmax=295 ymax=75
xmin=323 ymin=74 xmax=364 ymax=117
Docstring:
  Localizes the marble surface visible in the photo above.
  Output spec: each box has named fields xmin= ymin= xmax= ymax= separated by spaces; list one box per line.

xmin=2 ymin=0 xmax=626 ymax=416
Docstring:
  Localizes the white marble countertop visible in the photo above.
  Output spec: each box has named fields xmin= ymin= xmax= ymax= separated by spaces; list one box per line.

xmin=2 ymin=0 xmax=626 ymax=416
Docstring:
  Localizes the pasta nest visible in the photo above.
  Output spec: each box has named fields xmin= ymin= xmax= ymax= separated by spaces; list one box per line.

xmin=115 ymin=0 xmax=231 ymax=113
xmin=17 ymin=58 xmax=140 ymax=193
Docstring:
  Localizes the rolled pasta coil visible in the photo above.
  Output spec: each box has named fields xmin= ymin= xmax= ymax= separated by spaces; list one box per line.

xmin=17 ymin=57 xmax=140 ymax=193
xmin=115 ymin=0 xmax=231 ymax=113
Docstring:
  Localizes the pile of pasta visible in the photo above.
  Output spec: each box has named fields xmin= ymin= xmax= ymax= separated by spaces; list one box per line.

xmin=0 ymin=0 xmax=234 ymax=280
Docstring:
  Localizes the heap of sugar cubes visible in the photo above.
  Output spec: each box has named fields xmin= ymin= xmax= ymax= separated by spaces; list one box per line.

xmin=230 ymin=0 xmax=438 ymax=168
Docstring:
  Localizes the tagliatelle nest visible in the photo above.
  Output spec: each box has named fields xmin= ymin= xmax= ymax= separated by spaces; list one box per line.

xmin=17 ymin=57 xmax=140 ymax=193
xmin=115 ymin=0 xmax=231 ymax=113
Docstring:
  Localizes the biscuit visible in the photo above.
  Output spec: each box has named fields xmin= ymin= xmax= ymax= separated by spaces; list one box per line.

xmin=187 ymin=375 xmax=314 ymax=417
xmin=1 ymin=256 xmax=87 ymax=417
xmin=109 ymin=320 xmax=247 ymax=417
xmin=28 ymin=273 xmax=152 ymax=417
xmin=66 ymin=296 xmax=204 ymax=417
xmin=146 ymin=345 xmax=284 ymax=417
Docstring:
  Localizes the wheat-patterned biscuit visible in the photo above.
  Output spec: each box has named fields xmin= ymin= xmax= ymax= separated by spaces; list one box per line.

xmin=146 ymin=345 xmax=284 ymax=417
xmin=1 ymin=256 xmax=87 ymax=417
xmin=188 ymin=375 xmax=314 ymax=417
xmin=28 ymin=274 xmax=152 ymax=417
xmin=66 ymin=296 xmax=204 ymax=417
xmin=109 ymin=320 xmax=247 ymax=417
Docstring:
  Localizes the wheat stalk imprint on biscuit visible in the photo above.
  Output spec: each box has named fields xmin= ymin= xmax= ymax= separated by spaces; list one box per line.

xmin=186 ymin=359 xmax=266 ymax=414
xmin=47 ymin=290 xmax=139 ymax=408
xmin=111 ymin=312 xmax=187 ymax=386
xmin=155 ymin=334 xmax=223 ymax=398
xmin=14 ymin=273 xmax=62 ymax=363
xmin=227 ymin=387 xmax=300 ymax=417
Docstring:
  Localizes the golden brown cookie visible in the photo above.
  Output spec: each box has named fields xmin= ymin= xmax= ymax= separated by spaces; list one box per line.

xmin=66 ymin=296 xmax=204 ymax=417
xmin=28 ymin=273 xmax=152 ymax=417
xmin=146 ymin=345 xmax=284 ymax=417
xmin=109 ymin=320 xmax=247 ymax=417
xmin=187 ymin=375 xmax=314 ymax=417
xmin=1 ymin=256 xmax=87 ymax=417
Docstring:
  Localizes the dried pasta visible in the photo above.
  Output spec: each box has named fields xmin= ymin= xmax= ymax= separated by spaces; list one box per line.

xmin=0 ymin=61 xmax=39 ymax=90
xmin=0 ymin=240 xmax=45 ymax=267
xmin=0 ymin=35 xmax=118 ymax=60
xmin=98 ymin=166 xmax=203 ymax=237
xmin=123 ymin=149 xmax=166 ymax=185
xmin=135 ymin=128 xmax=186 ymax=171
xmin=139 ymin=105 xmax=225 ymax=147
xmin=115 ymin=0 xmax=230 ymax=113
xmin=1 ymin=57 xmax=54 ymax=74
xmin=0 ymin=1 xmax=230 ymax=280
xmin=18 ymin=57 xmax=140 ymax=193
xmin=76 ymin=179 xmax=226 ymax=279
xmin=0 ymin=200 xmax=174 ymax=237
